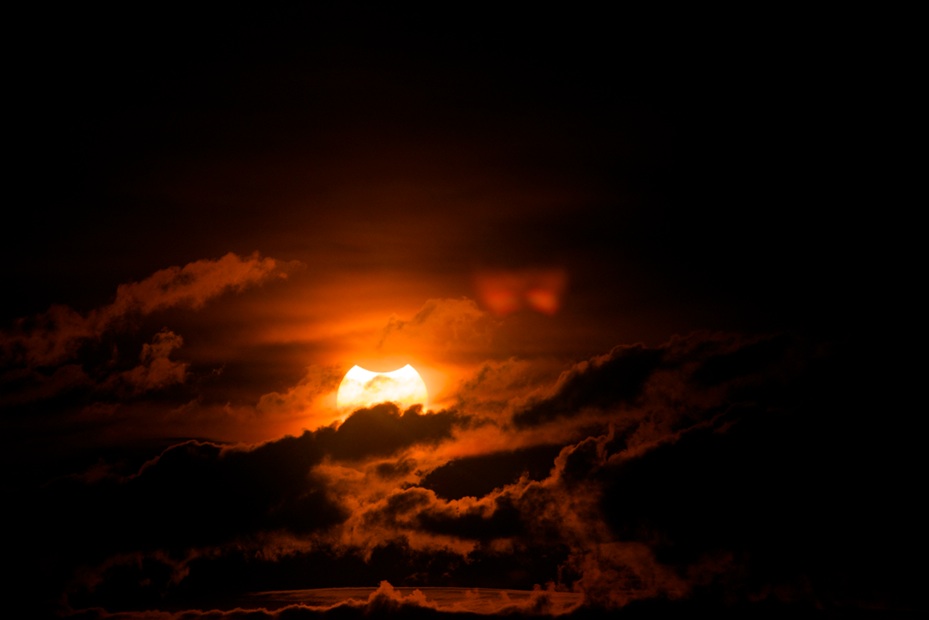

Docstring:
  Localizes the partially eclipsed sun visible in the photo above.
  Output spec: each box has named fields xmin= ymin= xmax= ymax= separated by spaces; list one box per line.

xmin=336 ymin=364 xmax=429 ymax=412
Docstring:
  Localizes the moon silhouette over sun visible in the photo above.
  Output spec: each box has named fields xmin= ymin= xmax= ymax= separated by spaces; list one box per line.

xmin=336 ymin=364 xmax=429 ymax=412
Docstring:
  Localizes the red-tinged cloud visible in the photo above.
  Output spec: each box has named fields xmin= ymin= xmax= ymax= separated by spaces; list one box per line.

xmin=452 ymin=357 xmax=566 ymax=420
xmin=323 ymin=404 xmax=461 ymax=461
xmin=511 ymin=343 xmax=664 ymax=428
xmin=256 ymin=364 xmax=345 ymax=430
xmin=0 ymin=253 xmax=299 ymax=422
xmin=38 ymin=404 xmax=460 ymax=544
xmin=505 ymin=332 xmax=814 ymax=453
xmin=0 ymin=252 xmax=295 ymax=369
xmin=19 ymin=403 xmax=471 ymax=616
xmin=376 ymin=298 xmax=497 ymax=363
xmin=102 ymin=329 xmax=189 ymax=395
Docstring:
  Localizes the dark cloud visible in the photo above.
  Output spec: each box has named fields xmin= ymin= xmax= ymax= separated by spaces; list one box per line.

xmin=595 ymin=385 xmax=922 ymax=610
xmin=102 ymin=329 xmax=189 ymax=396
xmin=0 ymin=253 xmax=293 ymax=370
xmin=14 ymin=403 xmax=474 ymax=617
xmin=324 ymin=404 xmax=463 ymax=462
xmin=418 ymin=494 xmax=524 ymax=542
xmin=420 ymin=444 xmax=563 ymax=500
xmin=502 ymin=333 xmax=921 ymax=611
xmin=9 ymin=329 xmax=921 ymax=617
xmin=688 ymin=333 xmax=795 ymax=388
xmin=366 ymin=489 xmax=524 ymax=544
xmin=512 ymin=345 xmax=664 ymax=428
xmin=30 ymin=436 xmax=340 ymax=584
xmin=34 ymin=403 xmax=464 ymax=553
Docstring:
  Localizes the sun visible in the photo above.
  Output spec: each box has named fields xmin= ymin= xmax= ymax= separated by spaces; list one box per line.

xmin=336 ymin=364 xmax=429 ymax=412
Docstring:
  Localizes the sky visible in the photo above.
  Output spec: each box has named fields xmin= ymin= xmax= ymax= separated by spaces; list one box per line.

xmin=2 ymin=7 xmax=920 ymax=619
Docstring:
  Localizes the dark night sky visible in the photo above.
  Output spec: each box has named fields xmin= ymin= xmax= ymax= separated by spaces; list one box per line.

xmin=7 ymin=6 xmax=865 ymax=333
xmin=2 ymin=6 xmax=921 ymax=619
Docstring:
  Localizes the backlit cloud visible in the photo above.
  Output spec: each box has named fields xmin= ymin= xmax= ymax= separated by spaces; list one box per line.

xmin=376 ymin=298 xmax=498 ymax=363
xmin=0 ymin=252 xmax=296 ymax=369
xmin=103 ymin=329 xmax=189 ymax=395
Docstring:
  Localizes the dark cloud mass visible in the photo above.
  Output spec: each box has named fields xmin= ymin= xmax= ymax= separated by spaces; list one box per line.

xmin=10 ymin=331 xmax=920 ymax=618
xmin=3 ymin=5 xmax=917 ymax=620
xmin=512 ymin=344 xmax=664 ymax=428
xmin=421 ymin=444 xmax=564 ymax=500
xmin=325 ymin=404 xmax=461 ymax=461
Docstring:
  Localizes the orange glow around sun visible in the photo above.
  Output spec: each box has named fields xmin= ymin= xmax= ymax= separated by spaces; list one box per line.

xmin=336 ymin=364 xmax=429 ymax=412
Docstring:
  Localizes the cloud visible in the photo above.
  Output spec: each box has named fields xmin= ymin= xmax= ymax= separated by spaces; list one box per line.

xmin=505 ymin=332 xmax=815 ymax=455
xmin=323 ymin=403 xmax=463 ymax=461
xmin=10 ymin=330 xmax=920 ymax=617
xmin=452 ymin=357 xmax=565 ymax=420
xmin=256 ymin=364 xmax=345 ymax=431
xmin=420 ymin=443 xmax=563 ymax=500
xmin=511 ymin=344 xmax=664 ymax=428
xmin=0 ymin=252 xmax=301 ymax=433
xmin=106 ymin=251 xmax=294 ymax=318
xmin=491 ymin=332 xmax=918 ymax=611
xmin=376 ymin=298 xmax=497 ymax=362
xmin=0 ymin=252 xmax=295 ymax=369
xmin=103 ymin=329 xmax=189 ymax=395
xmin=350 ymin=485 xmax=524 ymax=548
xmin=0 ymin=362 xmax=92 ymax=408
xmin=20 ymin=402 xmax=478 ymax=608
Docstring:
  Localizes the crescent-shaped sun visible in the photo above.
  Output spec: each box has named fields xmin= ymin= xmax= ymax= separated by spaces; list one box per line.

xmin=336 ymin=364 xmax=429 ymax=412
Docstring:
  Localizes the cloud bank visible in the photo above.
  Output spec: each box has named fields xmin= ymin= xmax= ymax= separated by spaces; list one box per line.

xmin=8 ymin=326 xmax=917 ymax=618
xmin=2 ymin=252 xmax=292 ymax=369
